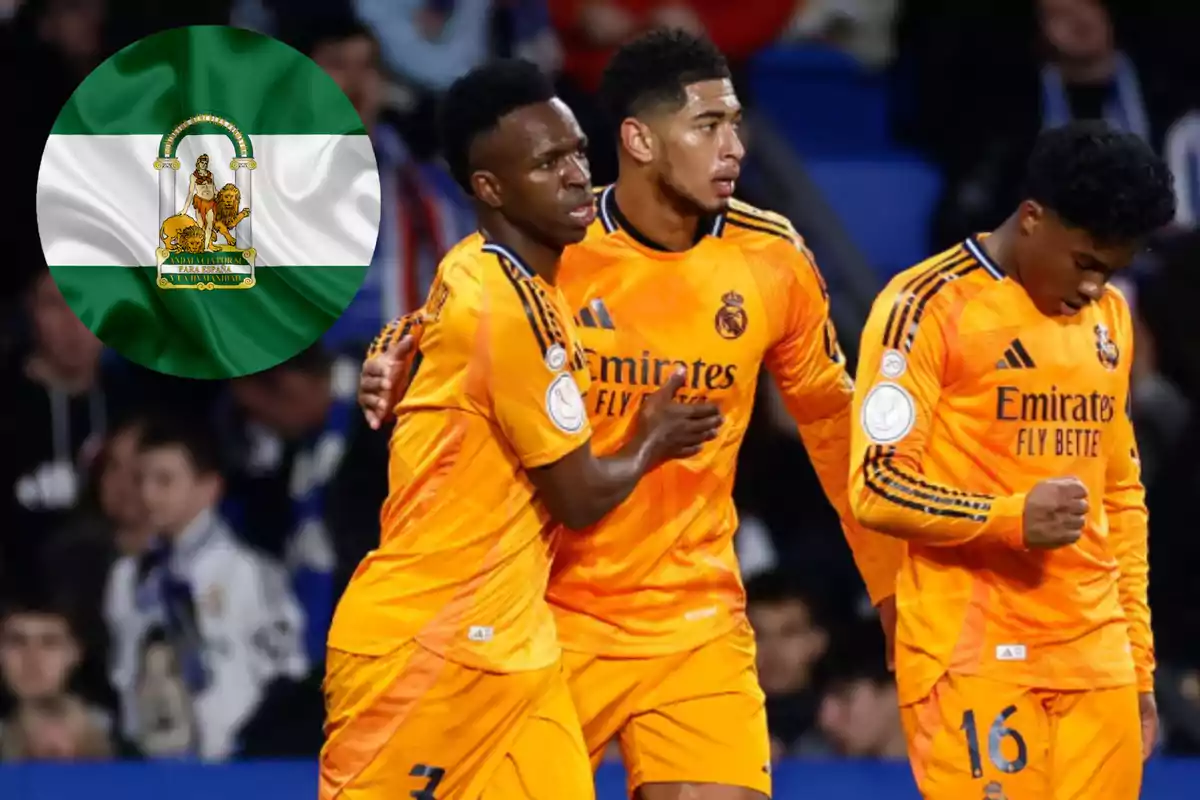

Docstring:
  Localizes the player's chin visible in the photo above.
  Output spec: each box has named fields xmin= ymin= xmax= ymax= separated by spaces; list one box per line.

xmin=550 ymin=220 xmax=591 ymax=247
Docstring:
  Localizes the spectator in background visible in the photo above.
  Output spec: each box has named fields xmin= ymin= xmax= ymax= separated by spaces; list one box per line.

xmin=41 ymin=417 xmax=154 ymax=708
xmin=746 ymin=571 xmax=830 ymax=758
xmin=548 ymin=0 xmax=795 ymax=182
xmin=104 ymin=422 xmax=307 ymax=761
xmin=781 ymin=0 xmax=900 ymax=68
xmin=0 ymin=271 xmax=216 ymax=595
xmin=296 ymin=17 xmax=472 ymax=339
xmin=904 ymin=0 xmax=1192 ymax=247
xmin=221 ymin=345 xmax=389 ymax=662
xmin=354 ymin=0 xmax=492 ymax=94
xmin=816 ymin=624 xmax=906 ymax=759
xmin=0 ymin=597 xmax=115 ymax=761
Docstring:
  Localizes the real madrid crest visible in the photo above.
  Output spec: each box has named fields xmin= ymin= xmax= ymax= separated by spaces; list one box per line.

xmin=715 ymin=290 xmax=748 ymax=340
xmin=153 ymin=114 xmax=256 ymax=291
xmin=1094 ymin=323 xmax=1119 ymax=369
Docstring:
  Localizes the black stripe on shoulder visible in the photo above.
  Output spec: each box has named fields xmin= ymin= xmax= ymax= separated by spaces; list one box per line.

xmin=494 ymin=254 xmax=550 ymax=355
xmin=723 ymin=214 xmax=794 ymax=242
xmin=881 ymin=250 xmax=970 ymax=351
xmin=900 ymin=261 xmax=979 ymax=352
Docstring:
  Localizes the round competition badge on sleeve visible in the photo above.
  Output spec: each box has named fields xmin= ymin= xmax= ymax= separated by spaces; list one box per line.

xmin=880 ymin=349 xmax=907 ymax=379
xmin=861 ymin=382 xmax=916 ymax=444
xmin=546 ymin=373 xmax=586 ymax=433
xmin=36 ymin=25 xmax=381 ymax=379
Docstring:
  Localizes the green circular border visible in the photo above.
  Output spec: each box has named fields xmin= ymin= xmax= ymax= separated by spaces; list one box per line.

xmin=36 ymin=25 xmax=380 ymax=380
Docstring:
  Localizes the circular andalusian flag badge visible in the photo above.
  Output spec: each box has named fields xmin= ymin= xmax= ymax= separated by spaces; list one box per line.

xmin=36 ymin=25 xmax=380 ymax=379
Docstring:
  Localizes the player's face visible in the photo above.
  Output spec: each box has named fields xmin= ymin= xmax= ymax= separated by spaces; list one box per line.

xmin=653 ymin=79 xmax=744 ymax=214
xmin=139 ymin=446 xmax=220 ymax=534
xmin=479 ymin=99 xmax=595 ymax=247
xmin=1016 ymin=201 xmax=1136 ymax=316
xmin=0 ymin=613 xmax=79 ymax=702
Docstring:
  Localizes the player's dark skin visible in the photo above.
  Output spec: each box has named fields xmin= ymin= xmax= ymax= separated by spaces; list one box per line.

xmin=979 ymin=203 xmax=1159 ymax=760
xmin=365 ymin=98 xmax=725 ymax=531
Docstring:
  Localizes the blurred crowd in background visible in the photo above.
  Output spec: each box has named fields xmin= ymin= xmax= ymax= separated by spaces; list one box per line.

xmin=2 ymin=0 xmax=1200 ymax=769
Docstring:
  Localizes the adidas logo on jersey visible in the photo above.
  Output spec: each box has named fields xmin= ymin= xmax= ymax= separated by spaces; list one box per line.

xmin=995 ymin=644 xmax=1027 ymax=661
xmin=995 ymin=339 xmax=1036 ymax=370
xmin=577 ymin=298 xmax=615 ymax=330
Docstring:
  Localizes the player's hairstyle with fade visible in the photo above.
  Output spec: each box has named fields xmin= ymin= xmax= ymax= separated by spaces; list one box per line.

xmin=598 ymin=28 xmax=731 ymax=129
xmin=139 ymin=417 xmax=223 ymax=478
xmin=440 ymin=59 xmax=557 ymax=195
xmin=1023 ymin=121 xmax=1176 ymax=244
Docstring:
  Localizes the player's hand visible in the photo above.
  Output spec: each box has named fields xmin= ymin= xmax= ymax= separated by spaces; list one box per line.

xmin=359 ymin=337 xmax=415 ymax=430
xmin=1139 ymin=692 xmax=1158 ymax=761
xmin=1022 ymin=477 xmax=1088 ymax=549
xmin=877 ymin=595 xmax=897 ymax=672
xmin=635 ymin=367 xmax=723 ymax=463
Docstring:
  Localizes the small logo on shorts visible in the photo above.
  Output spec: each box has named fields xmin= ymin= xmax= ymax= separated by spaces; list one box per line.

xmin=983 ymin=780 xmax=1007 ymax=799
xmin=995 ymin=644 xmax=1026 ymax=661
xmin=468 ymin=626 xmax=493 ymax=642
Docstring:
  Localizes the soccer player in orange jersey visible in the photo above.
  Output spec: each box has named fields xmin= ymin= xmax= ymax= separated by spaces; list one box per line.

xmin=849 ymin=123 xmax=1177 ymax=800
xmin=320 ymin=60 xmax=723 ymax=800
xmin=361 ymin=31 xmax=904 ymax=800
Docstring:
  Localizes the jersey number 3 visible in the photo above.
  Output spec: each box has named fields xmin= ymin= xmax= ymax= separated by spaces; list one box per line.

xmin=961 ymin=707 xmax=1028 ymax=777
xmin=410 ymin=764 xmax=445 ymax=800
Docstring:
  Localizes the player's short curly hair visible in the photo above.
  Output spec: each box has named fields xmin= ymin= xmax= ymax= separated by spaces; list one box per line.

xmin=1023 ymin=122 xmax=1176 ymax=244
xmin=440 ymin=59 xmax=556 ymax=194
xmin=599 ymin=28 xmax=731 ymax=130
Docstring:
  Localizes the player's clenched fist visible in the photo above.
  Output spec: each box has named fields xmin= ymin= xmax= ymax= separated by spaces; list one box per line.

xmin=636 ymin=367 xmax=724 ymax=463
xmin=1022 ymin=477 xmax=1088 ymax=549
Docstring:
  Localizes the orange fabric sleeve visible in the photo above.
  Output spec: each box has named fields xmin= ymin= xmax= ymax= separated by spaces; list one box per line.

xmin=764 ymin=243 xmax=903 ymax=604
xmin=1106 ymin=332 xmax=1154 ymax=693
xmin=849 ymin=288 xmax=1027 ymax=548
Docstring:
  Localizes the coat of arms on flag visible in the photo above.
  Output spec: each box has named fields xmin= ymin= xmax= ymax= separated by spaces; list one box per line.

xmin=155 ymin=115 xmax=257 ymax=290
xmin=36 ymin=25 xmax=381 ymax=379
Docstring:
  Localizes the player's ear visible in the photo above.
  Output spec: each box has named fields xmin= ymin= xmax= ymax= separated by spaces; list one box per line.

xmin=471 ymin=171 xmax=503 ymax=210
xmin=1018 ymin=199 xmax=1045 ymax=237
xmin=619 ymin=117 xmax=655 ymax=166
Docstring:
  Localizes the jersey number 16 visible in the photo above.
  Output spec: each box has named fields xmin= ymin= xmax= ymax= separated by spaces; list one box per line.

xmin=961 ymin=706 xmax=1028 ymax=777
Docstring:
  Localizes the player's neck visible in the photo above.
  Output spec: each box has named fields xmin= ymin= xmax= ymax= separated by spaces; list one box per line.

xmin=612 ymin=176 xmax=703 ymax=252
xmin=980 ymin=219 xmax=1021 ymax=281
xmin=479 ymin=216 xmax=562 ymax=284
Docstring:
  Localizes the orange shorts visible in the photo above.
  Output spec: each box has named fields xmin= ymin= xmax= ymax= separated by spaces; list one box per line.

xmin=319 ymin=643 xmax=594 ymax=800
xmin=562 ymin=619 xmax=771 ymax=797
xmin=901 ymin=673 xmax=1142 ymax=800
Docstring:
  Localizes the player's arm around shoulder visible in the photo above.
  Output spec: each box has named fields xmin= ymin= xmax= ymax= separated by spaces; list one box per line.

xmin=358 ymin=252 xmax=481 ymax=427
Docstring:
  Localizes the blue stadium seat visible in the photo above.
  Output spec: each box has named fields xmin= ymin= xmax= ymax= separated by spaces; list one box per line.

xmin=805 ymin=157 xmax=942 ymax=278
xmin=749 ymin=44 xmax=892 ymax=156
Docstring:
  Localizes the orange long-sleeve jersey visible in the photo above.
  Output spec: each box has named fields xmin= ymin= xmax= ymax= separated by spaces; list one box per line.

xmin=329 ymin=236 xmax=593 ymax=673
xmin=849 ymin=237 xmax=1153 ymax=705
xmin=542 ymin=188 xmax=901 ymax=657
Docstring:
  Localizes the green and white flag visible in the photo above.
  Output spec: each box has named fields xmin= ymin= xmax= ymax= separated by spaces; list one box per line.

xmin=37 ymin=25 xmax=380 ymax=379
